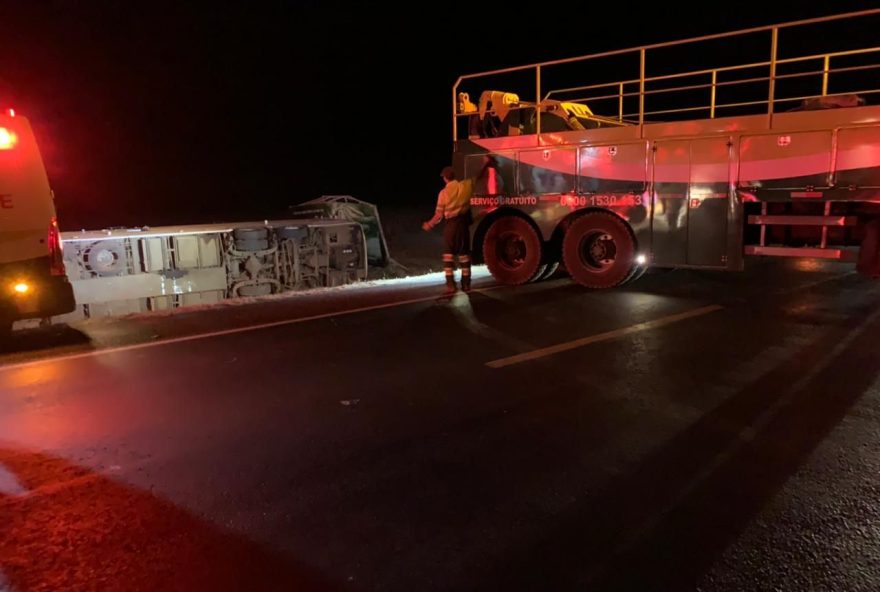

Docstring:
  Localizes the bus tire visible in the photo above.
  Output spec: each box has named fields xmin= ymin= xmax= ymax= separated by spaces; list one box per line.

xmin=84 ymin=241 xmax=128 ymax=276
xmin=234 ymin=228 xmax=270 ymax=251
xmin=562 ymin=212 xmax=636 ymax=289
xmin=238 ymin=283 xmax=273 ymax=297
xmin=277 ymin=226 xmax=309 ymax=242
xmin=483 ymin=216 xmax=543 ymax=285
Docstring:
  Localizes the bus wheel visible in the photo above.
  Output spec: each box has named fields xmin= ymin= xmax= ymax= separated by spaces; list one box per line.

xmin=563 ymin=212 xmax=635 ymax=289
xmin=483 ymin=216 xmax=543 ymax=285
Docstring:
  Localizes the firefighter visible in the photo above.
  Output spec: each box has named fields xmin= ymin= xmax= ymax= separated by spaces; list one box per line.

xmin=422 ymin=158 xmax=494 ymax=293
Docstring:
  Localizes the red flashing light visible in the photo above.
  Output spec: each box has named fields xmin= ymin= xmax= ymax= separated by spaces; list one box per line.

xmin=0 ymin=127 xmax=17 ymax=150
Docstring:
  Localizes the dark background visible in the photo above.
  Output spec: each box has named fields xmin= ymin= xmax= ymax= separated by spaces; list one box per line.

xmin=0 ymin=1 xmax=871 ymax=230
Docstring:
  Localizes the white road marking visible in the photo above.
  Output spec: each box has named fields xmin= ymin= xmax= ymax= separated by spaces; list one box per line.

xmin=486 ymin=305 xmax=723 ymax=368
xmin=0 ymin=287 xmax=505 ymax=373
xmin=583 ymin=303 xmax=880 ymax=585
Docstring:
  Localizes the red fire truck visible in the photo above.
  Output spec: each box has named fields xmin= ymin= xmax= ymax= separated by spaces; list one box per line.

xmin=0 ymin=108 xmax=75 ymax=333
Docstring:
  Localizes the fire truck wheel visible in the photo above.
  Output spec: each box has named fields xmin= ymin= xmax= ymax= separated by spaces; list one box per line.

xmin=563 ymin=212 xmax=636 ymax=289
xmin=483 ymin=216 xmax=543 ymax=285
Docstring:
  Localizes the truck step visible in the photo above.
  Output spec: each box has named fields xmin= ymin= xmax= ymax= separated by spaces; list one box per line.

xmin=747 ymin=215 xmax=858 ymax=227
xmin=744 ymin=245 xmax=857 ymax=261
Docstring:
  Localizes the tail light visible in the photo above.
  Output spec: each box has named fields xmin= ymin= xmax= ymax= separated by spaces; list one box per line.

xmin=0 ymin=127 xmax=17 ymax=150
xmin=48 ymin=217 xmax=66 ymax=276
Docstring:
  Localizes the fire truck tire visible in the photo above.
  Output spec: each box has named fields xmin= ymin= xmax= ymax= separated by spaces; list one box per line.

xmin=563 ymin=212 xmax=636 ymax=289
xmin=483 ymin=216 xmax=544 ymax=285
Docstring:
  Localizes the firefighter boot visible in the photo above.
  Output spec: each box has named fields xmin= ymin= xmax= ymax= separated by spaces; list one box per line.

xmin=459 ymin=254 xmax=472 ymax=292
xmin=443 ymin=253 xmax=457 ymax=294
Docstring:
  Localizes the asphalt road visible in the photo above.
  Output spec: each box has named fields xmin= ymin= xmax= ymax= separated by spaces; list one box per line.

xmin=1 ymin=260 xmax=879 ymax=591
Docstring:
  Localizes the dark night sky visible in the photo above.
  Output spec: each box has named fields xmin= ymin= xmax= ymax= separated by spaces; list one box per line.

xmin=0 ymin=1 xmax=871 ymax=230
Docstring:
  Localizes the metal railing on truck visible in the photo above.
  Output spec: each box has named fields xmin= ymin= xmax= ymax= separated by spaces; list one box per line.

xmin=453 ymin=9 xmax=880 ymax=139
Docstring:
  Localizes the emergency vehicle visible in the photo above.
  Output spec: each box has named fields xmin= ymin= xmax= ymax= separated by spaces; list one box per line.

xmin=0 ymin=108 xmax=75 ymax=333
xmin=453 ymin=10 xmax=880 ymax=288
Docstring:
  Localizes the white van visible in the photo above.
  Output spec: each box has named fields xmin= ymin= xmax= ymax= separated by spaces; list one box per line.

xmin=0 ymin=109 xmax=75 ymax=333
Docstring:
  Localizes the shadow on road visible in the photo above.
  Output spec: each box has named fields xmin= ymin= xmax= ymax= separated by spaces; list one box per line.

xmin=1 ymin=324 xmax=92 ymax=356
xmin=0 ymin=447 xmax=342 ymax=591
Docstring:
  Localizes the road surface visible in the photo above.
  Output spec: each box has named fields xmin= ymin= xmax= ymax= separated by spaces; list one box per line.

xmin=1 ymin=261 xmax=879 ymax=591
